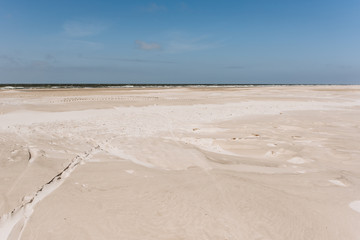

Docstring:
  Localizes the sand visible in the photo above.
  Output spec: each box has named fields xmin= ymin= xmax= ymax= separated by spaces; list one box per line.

xmin=0 ymin=85 xmax=360 ymax=240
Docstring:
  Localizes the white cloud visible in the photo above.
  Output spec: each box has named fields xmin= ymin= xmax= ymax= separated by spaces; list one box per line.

xmin=63 ymin=21 xmax=106 ymax=37
xmin=0 ymin=55 xmax=21 ymax=65
xmin=142 ymin=3 xmax=167 ymax=12
xmin=0 ymin=54 xmax=57 ymax=69
xmin=164 ymin=33 xmax=218 ymax=53
xmin=65 ymin=39 xmax=104 ymax=50
xmin=135 ymin=40 xmax=161 ymax=51
xmin=167 ymin=41 xmax=213 ymax=52
xmin=134 ymin=33 xmax=218 ymax=54
xmin=3 ymin=13 xmax=13 ymax=20
xmin=179 ymin=2 xmax=189 ymax=11
xmin=79 ymin=56 xmax=175 ymax=64
xmin=45 ymin=54 xmax=56 ymax=62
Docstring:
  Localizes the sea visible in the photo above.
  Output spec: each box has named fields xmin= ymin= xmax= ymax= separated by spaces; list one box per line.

xmin=0 ymin=84 xmax=322 ymax=90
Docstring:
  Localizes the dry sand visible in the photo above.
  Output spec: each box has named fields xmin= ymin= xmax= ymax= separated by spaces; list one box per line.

xmin=0 ymin=85 xmax=360 ymax=240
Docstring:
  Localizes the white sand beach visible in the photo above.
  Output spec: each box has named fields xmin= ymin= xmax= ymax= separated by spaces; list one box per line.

xmin=0 ymin=85 xmax=360 ymax=239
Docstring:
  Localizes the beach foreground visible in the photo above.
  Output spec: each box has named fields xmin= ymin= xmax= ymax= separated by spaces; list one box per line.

xmin=0 ymin=86 xmax=360 ymax=240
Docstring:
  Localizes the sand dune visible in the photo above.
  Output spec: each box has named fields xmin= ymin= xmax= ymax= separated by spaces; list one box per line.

xmin=0 ymin=86 xmax=360 ymax=239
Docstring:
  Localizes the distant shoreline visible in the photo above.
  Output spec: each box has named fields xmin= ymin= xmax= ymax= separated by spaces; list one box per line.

xmin=0 ymin=83 xmax=357 ymax=90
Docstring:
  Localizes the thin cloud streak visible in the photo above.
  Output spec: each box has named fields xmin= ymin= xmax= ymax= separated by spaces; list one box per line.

xmin=0 ymin=55 xmax=21 ymax=65
xmin=178 ymin=2 xmax=190 ymax=11
xmin=0 ymin=54 xmax=57 ymax=69
xmin=141 ymin=3 xmax=167 ymax=12
xmin=62 ymin=21 xmax=107 ymax=37
xmin=166 ymin=41 xmax=215 ymax=53
xmin=135 ymin=40 xmax=161 ymax=51
xmin=64 ymin=39 xmax=104 ymax=50
xmin=2 ymin=13 xmax=13 ymax=20
xmin=158 ymin=31 xmax=221 ymax=53
xmin=80 ymin=56 xmax=175 ymax=64
xmin=226 ymin=66 xmax=246 ymax=69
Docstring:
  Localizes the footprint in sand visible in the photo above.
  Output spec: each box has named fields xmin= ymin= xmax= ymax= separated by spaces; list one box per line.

xmin=8 ymin=148 xmax=30 ymax=162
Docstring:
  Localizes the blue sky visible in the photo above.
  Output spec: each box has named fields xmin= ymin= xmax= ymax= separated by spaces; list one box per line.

xmin=1 ymin=0 xmax=360 ymax=84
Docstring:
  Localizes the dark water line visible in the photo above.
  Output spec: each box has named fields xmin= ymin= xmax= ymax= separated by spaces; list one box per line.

xmin=0 ymin=83 xmax=345 ymax=89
